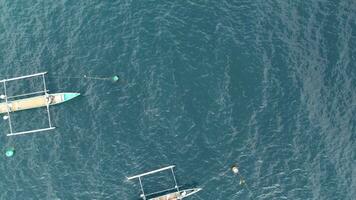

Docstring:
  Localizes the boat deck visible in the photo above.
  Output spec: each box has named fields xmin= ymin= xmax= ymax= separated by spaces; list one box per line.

xmin=0 ymin=94 xmax=62 ymax=114
xmin=150 ymin=192 xmax=180 ymax=200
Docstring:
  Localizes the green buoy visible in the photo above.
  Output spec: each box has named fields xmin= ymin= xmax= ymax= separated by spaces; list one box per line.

xmin=111 ymin=75 xmax=119 ymax=82
xmin=5 ymin=147 xmax=15 ymax=157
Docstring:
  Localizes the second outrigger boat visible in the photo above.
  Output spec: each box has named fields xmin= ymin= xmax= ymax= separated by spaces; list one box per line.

xmin=0 ymin=72 xmax=80 ymax=136
xmin=148 ymin=188 xmax=202 ymax=200
xmin=127 ymin=165 xmax=202 ymax=200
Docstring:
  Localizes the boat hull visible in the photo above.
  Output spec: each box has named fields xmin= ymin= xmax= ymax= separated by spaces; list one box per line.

xmin=149 ymin=188 xmax=202 ymax=200
xmin=0 ymin=93 xmax=80 ymax=114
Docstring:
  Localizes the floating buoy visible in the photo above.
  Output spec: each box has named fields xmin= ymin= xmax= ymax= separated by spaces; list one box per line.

xmin=231 ymin=164 xmax=239 ymax=175
xmin=5 ymin=147 xmax=15 ymax=157
xmin=111 ymin=75 xmax=119 ymax=82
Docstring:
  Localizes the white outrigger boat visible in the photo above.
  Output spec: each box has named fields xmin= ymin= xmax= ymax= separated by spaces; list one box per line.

xmin=127 ymin=165 xmax=202 ymax=200
xmin=0 ymin=72 xmax=80 ymax=136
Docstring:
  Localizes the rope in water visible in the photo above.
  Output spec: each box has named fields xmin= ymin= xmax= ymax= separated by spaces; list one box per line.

xmin=48 ymin=75 xmax=120 ymax=82
xmin=49 ymin=75 xmax=121 ymax=96
xmin=0 ymin=74 xmax=120 ymax=82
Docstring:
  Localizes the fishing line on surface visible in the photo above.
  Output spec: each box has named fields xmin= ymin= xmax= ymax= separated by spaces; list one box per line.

xmin=0 ymin=74 xmax=122 ymax=83
xmin=48 ymin=74 xmax=120 ymax=82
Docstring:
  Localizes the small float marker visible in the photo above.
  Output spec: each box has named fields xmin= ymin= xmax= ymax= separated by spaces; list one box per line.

xmin=231 ymin=164 xmax=239 ymax=174
xmin=111 ymin=75 xmax=119 ymax=83
xmin=5 ymin=147 xmax=15 ymax=157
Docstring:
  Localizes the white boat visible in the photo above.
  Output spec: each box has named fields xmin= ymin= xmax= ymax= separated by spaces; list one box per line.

xmin=127 ymin=165 xmax=202 ymax=200
xmin=0 ymin=72 xmax=80 ymax=136
xmin=0 ymin=92 xmax=80 ymax=114
xmin=148 ymin=188 xmax=202 ymax=200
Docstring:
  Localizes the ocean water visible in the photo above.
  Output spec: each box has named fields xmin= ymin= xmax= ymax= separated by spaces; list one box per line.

xmin=0 ymin=0 xmax=355 ymax=199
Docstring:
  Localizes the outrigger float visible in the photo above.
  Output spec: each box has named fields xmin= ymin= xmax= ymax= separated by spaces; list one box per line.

xmin=0 ymin=72 xmax=80 ymax=136
xmin=127 ymin=165 xmax=201 ymax=200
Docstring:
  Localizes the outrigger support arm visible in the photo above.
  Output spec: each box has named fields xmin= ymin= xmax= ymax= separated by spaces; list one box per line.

xmin=41 ymin=73 xmax=53 ymax=128
xmin=0 ymin=72 xmax=47 ymax=83
xmin=7 ymin=127 xmax=56 ymax=136
xmin=138 ymin=177 xmax=146 ymax=200
xmin=127 ymin=165 xmax=175 ymax=180
xmin=171 ymin=167 xmax=180 ymax=193
xmin=2 ymin=81 xmax=13 ymax=133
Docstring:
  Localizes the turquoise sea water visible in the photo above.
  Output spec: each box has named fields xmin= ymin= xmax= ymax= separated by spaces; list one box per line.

xmin=0 ymin=1 xmax=355 ymax=199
